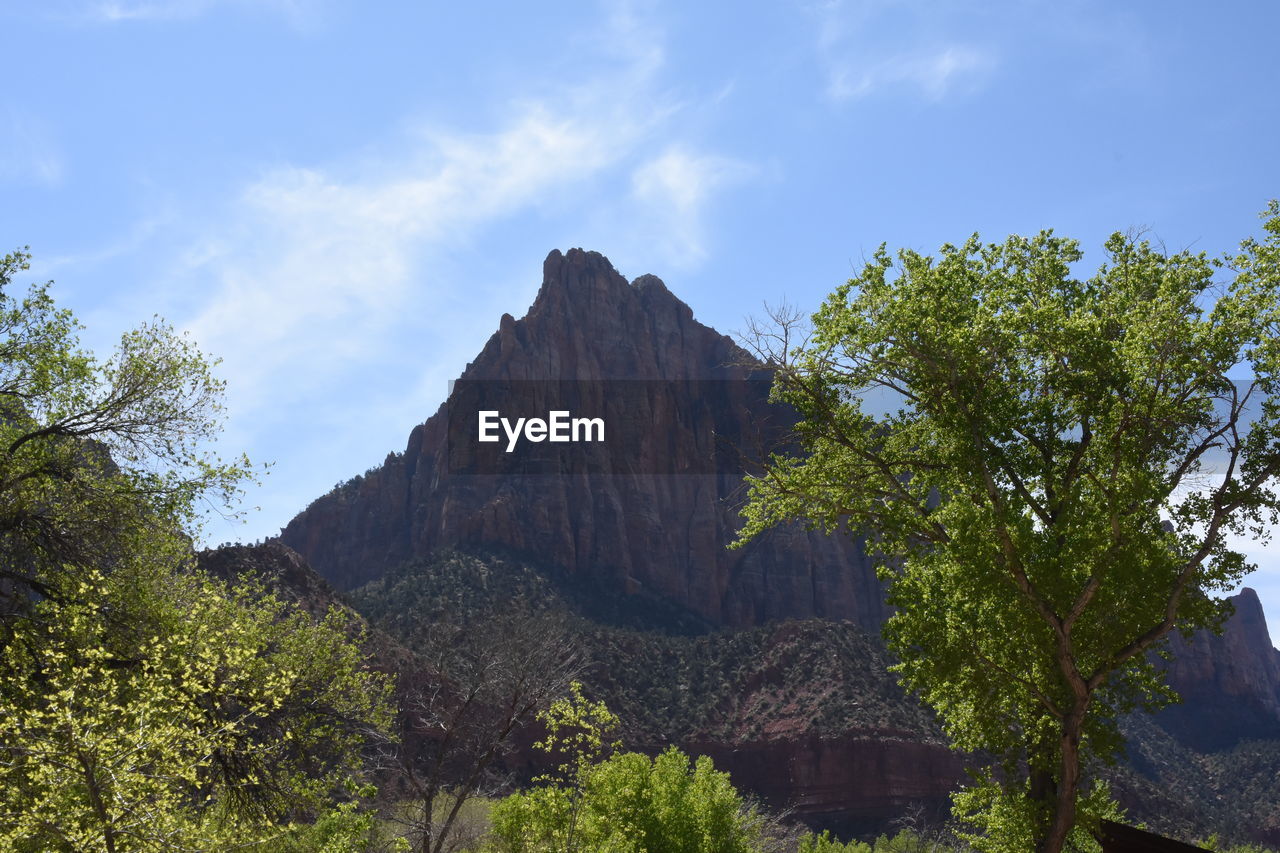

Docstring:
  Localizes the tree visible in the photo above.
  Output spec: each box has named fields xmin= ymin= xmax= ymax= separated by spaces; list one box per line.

xmin=489 ymin=687 xmax=774 ymax=853
xmin=0 ymin=247 xmax=250 ymax=613
xmin=385 ymin=609 xmax=582 ymax=853
xmin=0 ymin=248 xmax=395 ymax=849
xmin=0 ymin=567 xmax=394 ymax=851
xmin=736 ymin=204 xmax=1280 ymax=853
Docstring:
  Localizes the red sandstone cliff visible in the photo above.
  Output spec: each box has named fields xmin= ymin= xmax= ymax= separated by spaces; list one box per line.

xmin=1166 ymin=589 xmax=1280 ymax=717
xmin=1155 ymin=587 xmax=1280 ymax=748
xmin=280 ymin=248 xmax=887 ymax=629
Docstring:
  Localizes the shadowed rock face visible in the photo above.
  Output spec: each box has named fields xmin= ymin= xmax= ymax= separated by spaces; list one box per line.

xmin=1156 ymin=587 xmax=1280 ymax=749
xmin=692 ymin=734 xmax=963 ymax=833
xmin=280 ymin=248 xmax=888 ymax=630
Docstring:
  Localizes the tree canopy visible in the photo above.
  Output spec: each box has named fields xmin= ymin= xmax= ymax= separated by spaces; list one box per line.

xmin=737 ymin=204 xmax=1280 ymax=853
xmin=0 ymin=248 xmax=251 ymax=610
xmin=0 ymin=248 xmax=394 ymax=851
xmin=489 ymin=686 xmax=775 ymax=853
xmin=0 ymin=567 xmax=393 ymax=851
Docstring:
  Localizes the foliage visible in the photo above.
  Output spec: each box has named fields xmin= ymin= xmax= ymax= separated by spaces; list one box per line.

xmin=534 ymin=681 xmax=622 ymax=785
xmin=950 ymin=775 xmax=1119 ymax=853
xmin=1199 ymin=836 xmax=1280 ymax=853
xmin=0 ymin=564 xmax=394 ymax=851
xmin=489 ymin=746 xmax=766 ymax=853
xmin=736 ymin=204 xmax=1280 ymax=852
xmin=0 ymin=248 xmax=254 ymax=609
xmin=799 ymin=830 xmax=875 ymax=852
xmin=798 ymin=829 xmax=968 ymax=853
xmin=0 ymin=249 xmax=394 ymax=850
xmin=278 ymin=784 xmax=410 ymax=853
xmin=487 ymin=686 xmax=771 ymax=852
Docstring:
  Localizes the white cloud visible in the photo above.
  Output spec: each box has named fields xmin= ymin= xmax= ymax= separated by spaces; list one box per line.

xmin=828 ymin=45 xmax=993 ymax=101
xmin=182 ymin=107 xmax=634 ymax=412
xmin=630 ymin=148 xmax=754 ymax=267
xmin=807 ymin=0 xmax=995 ymax=101
xmin=92 ymin=0 xmax=216 ymax=20
xmin=65 ymin=0 xmax=324 ymax=28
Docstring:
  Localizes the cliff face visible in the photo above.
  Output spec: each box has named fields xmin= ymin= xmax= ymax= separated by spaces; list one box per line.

xmin=692 ymin=735 xmax=963 ymax=832
xmin=1156 ymin=587 xmax=1280 ymax=749
xmin=1165 ymin=589 xmax=1280 ymax=716
xmin=280 ymin=248 xmax=887 ymax=630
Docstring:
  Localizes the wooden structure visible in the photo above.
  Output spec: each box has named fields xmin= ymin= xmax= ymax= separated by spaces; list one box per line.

xmin=1097 ymin=820 xmax=1211 ymax=852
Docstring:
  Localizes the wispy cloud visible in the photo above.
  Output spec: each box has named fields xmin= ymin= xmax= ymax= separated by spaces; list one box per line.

xmin=64 ymin=0 xmax=324 ymax=28
xmin=182 ymin=106 xmax=636 ymax=412
xmin=828 ymin=45 xmax=993 ymax=101
xmin=92 ymin=0 xmax=216 ymax=20
xmin=807 ymin=0 xmax=995 ymax=101
xmin=630 ymin=148 xmax=754 ymax=267
xmin=175 ymin=0 xmax=754 ymax=421
xmin=1 ymin=110 xmax=64 ymax=187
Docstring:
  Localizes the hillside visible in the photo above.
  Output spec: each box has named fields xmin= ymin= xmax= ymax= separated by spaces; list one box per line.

xmin=342 ymin=545 xmax=1280 ymax=844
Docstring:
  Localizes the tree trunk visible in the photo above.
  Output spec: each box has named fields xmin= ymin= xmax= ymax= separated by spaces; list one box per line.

xmin=418 ymin=789 xmax=435 ymax=853
xmin=79 ymin=751 xmax=116 ymax=853
xmin=1036 ymin=708 xmax=1085 ymax=853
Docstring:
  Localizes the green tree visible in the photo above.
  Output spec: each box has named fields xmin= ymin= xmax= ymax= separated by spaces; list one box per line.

xmin=490 ymin=747 xmax=766 ymax=853
xmin=736 ymin=204 xmax=1280 ymax=853
xmin=489 ymin=687 xmax=772 ymax=853
xmin=0 ymin=566 xmax=394 ymax=851
xmin=798 ymin=830 xmax=873 ymax=853
xmin=796 ymin=829 xmax=962 ymax=853
xmin=0 ymin=248 xmax=395 ymax=849
xmin=0 ymin=247 xmax=250 ymax=612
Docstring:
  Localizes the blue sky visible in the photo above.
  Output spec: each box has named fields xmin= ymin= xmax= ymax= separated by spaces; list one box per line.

xmin=3 ymin=0 xmax=1279 ymax=641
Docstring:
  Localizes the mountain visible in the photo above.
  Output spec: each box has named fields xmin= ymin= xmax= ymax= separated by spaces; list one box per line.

xmin=280 ymin=248 xmax=887 ymax=630
xmin=1158 ymin=587 xmax=1280 ymax=750
xmin=344 ymin=546 xmax=964 ymax=835
xmin=273 ymin=248 xmax=1280 ymax=844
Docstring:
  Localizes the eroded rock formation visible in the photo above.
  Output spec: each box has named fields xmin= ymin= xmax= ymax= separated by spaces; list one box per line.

xmin=281 ymin=248 xmax=887 ymax=629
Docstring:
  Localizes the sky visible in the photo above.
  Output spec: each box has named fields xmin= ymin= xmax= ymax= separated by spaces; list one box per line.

xmin=3 ymin=0 xmax=1279 ymax=642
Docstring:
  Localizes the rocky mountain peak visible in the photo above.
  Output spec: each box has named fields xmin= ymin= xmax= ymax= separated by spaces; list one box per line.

xmin=280 ymin=249 xmax=885 ymax=626
xmin=463 ymin=248 xmax=746 ymax=384
xmin=1157 ymin=586 xmax=1280 ymax=748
